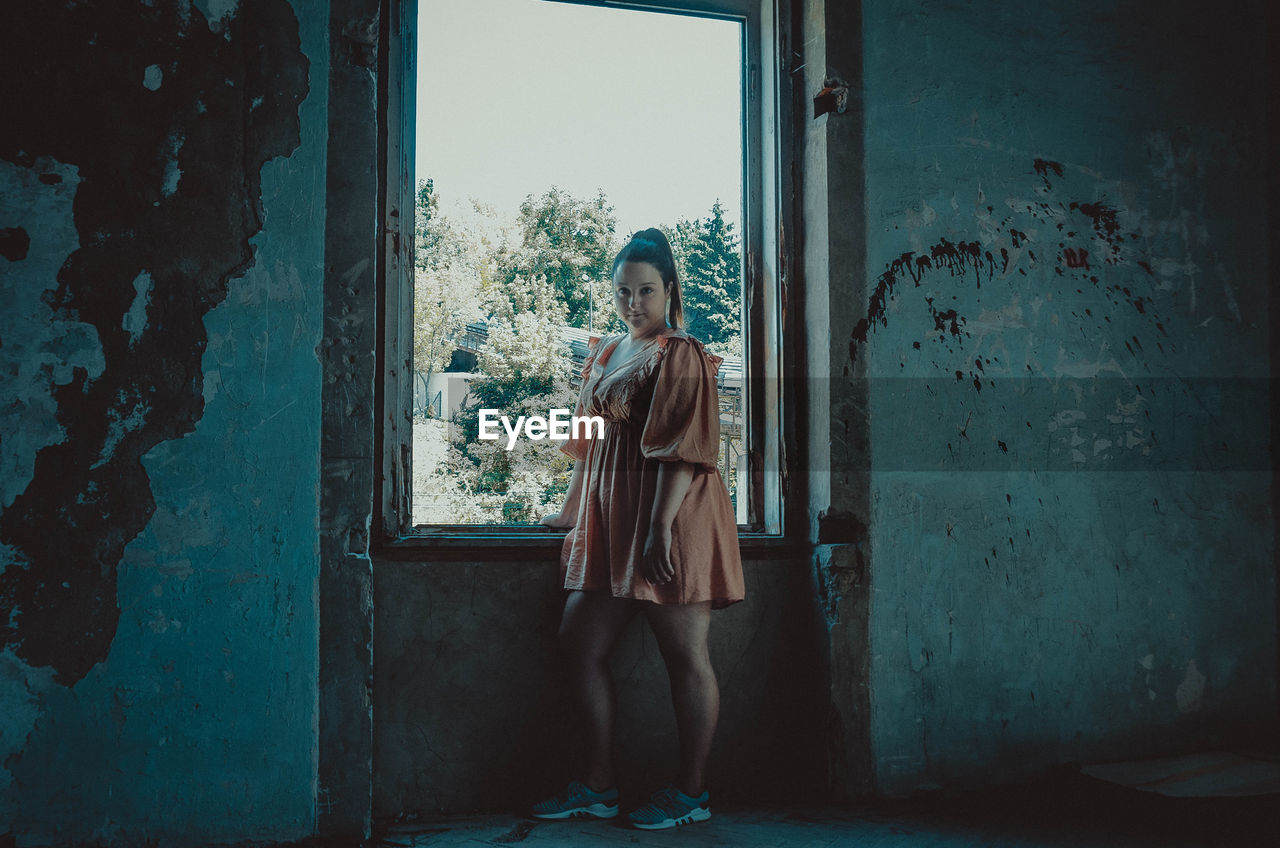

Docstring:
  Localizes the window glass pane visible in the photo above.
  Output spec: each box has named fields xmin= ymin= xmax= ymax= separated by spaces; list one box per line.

xmin=413 ymin=0 xmax=744 ymax=526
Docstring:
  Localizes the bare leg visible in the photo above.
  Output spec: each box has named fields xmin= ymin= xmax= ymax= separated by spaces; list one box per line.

xmin=559 ymin=589 xmax=638 ymax=791
xmin=643 ymin=601 xmax=717 ymax=797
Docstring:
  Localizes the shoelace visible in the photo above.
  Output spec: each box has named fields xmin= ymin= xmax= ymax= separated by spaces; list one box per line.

xmin=647 ymin=785 xmax=684 ymax=816
xmin=536 ymin=782 xmax=579 ymax=809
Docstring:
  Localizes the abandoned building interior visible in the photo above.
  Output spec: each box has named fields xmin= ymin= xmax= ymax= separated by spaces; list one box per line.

xmin=0 ymin=0 xmax=1276 ymax=845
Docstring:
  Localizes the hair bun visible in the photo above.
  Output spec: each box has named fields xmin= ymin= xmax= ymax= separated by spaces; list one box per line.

xmin=632 ymin=227 xmax=665 ymax=243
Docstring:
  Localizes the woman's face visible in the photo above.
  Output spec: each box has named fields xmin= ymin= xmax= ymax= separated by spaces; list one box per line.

xmin=613 ymin=261 xmax=670 ymax=338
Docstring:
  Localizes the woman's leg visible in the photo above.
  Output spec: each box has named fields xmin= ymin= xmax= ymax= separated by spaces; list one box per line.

xmin=642 ymin=601 xmax=716 ymax=797
xmin=559 ymin=589 xmax=638 ymax=791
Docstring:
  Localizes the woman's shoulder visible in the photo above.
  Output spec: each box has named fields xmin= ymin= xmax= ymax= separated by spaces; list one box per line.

xmin=656 ymin=327 xmax=702 ymax=347
xmin=580 ymin=333 xmax=618 ymax=379
xmin=657 ymin=328 xmax=723 ymax=371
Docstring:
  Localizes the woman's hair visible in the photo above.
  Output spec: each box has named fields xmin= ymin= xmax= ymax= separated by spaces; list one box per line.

xmin=611 ymin=227 xmax=684 ymax=329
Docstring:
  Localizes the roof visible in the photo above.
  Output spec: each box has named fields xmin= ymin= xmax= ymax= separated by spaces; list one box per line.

xmin=461 ymin=320 xmax=743 ymax=385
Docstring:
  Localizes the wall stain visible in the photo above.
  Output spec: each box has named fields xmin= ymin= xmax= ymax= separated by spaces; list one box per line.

xmin=848 ymin=159 xmax=1168 ymax=370
xmin=0 ymin=0 xmax=308 ymax=685
xmin=1033 ymin=157 xmax=1064 ymax=188
xmin=0 ymin=227 xmax=30 ymax=261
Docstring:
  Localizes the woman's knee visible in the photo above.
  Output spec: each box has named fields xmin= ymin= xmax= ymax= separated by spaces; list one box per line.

xmin=657 ymin=639 xmax=714 ymax=680
xmin=645 ymin=604 xmax=712 ymax=670
xmin=558 ymin=625 xmax=611 ymax=670
xmin=558 ymin=590 xmax=636 ymax=661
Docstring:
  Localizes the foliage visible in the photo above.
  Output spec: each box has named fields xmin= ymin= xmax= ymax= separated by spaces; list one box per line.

xmin=443 ymin=364 xmax=578 ymax=523
xmin=414 ymin=186 xmax=585 ymax=522
xmin=667 ymin=200 xmax=742 ymax=356
xmin=412 ymin=186 xmax=743 ymax=525
xmin=493 ymin=186 xmax=622 ymax=331
xmin=413 ymin=179 xmax=484 ymax=386
xmin=448 ymin=306 xmax=580 ymax=522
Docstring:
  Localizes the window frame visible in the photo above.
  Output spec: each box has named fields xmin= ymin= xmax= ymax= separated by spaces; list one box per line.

xmin=376 ymin=0 xmax=791 ymax=554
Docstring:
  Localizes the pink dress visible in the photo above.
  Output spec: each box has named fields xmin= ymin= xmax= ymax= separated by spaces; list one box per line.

xmin=559 ymin=326 xmax=745 ymax=608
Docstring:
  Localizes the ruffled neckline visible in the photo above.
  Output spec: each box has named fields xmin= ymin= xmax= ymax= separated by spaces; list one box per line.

xmin=584 ymin=327 xmax=722 ymax=386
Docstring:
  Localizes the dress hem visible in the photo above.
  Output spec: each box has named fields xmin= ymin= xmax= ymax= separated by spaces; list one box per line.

xmin=561 ymin=583 xmax=745 ymax=609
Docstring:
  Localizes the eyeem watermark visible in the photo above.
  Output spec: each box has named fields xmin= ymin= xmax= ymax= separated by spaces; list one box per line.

xmin=478 ymin=408 xmax=605 ymax=451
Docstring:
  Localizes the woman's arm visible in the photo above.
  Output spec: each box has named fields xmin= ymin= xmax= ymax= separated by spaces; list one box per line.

xmin=540 ymin=460 xmax=585 ymax=529
xmin=641 ymin=459 xmax=695 ymax=584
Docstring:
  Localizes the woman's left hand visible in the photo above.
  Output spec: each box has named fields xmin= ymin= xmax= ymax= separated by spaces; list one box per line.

xmin=539 ymin=511 xmax=575 ymax=529
xmin=641 ymin=524 xmax=675 ymax=585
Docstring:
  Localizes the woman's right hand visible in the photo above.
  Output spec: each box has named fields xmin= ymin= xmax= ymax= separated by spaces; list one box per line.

xmin=640 ymin=523 xmax=675 ymax=585
xmin=540 ymin=511 xmax=575 ymax=529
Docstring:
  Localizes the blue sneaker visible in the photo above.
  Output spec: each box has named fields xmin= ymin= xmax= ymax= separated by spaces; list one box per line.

xmin=530 ymin=779 xmax=620 ymax=820
xmin=627 ymin=784 xmax=711 ymax=829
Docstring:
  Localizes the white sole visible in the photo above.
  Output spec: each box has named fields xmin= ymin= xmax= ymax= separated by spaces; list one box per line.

xmin=631 ymin=806 xmax=711 ymax=829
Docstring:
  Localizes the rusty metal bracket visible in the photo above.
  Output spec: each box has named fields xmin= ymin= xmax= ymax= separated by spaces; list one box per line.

xmin=813 ymin=79 xmax=850 ymax=118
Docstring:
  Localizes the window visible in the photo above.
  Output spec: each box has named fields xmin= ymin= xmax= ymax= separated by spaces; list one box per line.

xmin=378 ymin=0 xmax=784 ymax=544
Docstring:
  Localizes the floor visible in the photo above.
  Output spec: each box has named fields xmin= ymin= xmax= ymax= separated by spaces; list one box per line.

xmin=371 ymin=766 xmax=1280 ymax=848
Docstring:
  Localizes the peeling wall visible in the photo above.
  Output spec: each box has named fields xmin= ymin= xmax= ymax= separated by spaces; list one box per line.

xmin=856 ymin=0 xmax=1274 ymax=794
xmin=0 ymin=0 xmax=328 ymax=842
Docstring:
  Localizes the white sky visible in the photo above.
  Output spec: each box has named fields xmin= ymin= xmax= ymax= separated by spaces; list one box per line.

xmin=416 ymin=0 xmax=743 ymax=237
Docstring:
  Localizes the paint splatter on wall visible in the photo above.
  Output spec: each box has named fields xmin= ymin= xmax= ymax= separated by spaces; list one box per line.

xmin=849 ymin=158 xmax=1170 ymax=381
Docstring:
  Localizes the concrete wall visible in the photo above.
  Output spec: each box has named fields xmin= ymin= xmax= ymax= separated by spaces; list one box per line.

xmin=855 ymin=0 xmax=1275 ymax=794
xmin=798 ymin=0 xmax=877 ymax=796
xmin=373 ymin=554 xmax=830 ymax=816
xmin=0 ymin=1 xmax=327 ymax=843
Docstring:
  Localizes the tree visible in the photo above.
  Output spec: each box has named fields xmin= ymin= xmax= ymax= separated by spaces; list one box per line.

xmin=413 ymin=179 xmax=484 ymax=392
xmin=671 ymin=200 xmax=742 ymax=354
xmin=493 ymin=186 xmax=621 ymax=330
xmin=417 ymin=198 xmax=586 ymax=523
xmin=412 ymin=188 xmax=746 ymax=524
xmin=442 ymin=308 xmax=580 ymax=523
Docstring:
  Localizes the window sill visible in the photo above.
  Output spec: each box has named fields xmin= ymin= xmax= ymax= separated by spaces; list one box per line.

xmin=375 ymin=527 xmax=804 ymax=561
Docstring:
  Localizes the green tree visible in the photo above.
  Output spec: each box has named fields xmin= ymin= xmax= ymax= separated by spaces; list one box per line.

xmin=444 ymin=308 xmax=579 ymax=523
xmin=494 ymin=186 xmax=621 ymax=330
xmin=413 ymin=179 xmax=483 ymax=394
xmin=424 ymin=209 xmax=585 ymax=523
xmin=670 ymin=200 xmax=741 ymax=354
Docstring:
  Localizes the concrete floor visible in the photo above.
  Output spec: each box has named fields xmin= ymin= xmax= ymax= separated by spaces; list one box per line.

xmin=370 ymin=770 xmax=1279 ymax=848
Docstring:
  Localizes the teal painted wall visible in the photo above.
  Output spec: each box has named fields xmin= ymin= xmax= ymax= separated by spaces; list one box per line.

xmin=859 ymin=0 xmax=1274 ymax=793
xmin=0 ymin=1 xmax=327 ymax=842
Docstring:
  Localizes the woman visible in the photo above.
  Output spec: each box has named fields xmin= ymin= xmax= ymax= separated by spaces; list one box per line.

xmin=532 ymin=228 xmax=744 ymax=830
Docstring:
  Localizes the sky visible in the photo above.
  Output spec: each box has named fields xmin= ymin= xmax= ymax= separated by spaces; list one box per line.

xmin=416 ymin=0 xmax=743 ymax=237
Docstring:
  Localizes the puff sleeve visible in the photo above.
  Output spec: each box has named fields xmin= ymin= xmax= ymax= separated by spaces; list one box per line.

xmin=639 ymin=337 xmax=723 ymax=470
xmin=560 ymin=335 xmax=603 ymax=460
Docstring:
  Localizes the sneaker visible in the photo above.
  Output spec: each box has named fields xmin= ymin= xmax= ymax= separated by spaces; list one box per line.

xmin=530 ymin=779 xmax=620 ymax=820
xmin=627 ymin=784 xmax=711 ymax=829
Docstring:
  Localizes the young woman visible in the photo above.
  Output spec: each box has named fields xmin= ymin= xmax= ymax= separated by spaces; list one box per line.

xmin=533 ymin=228 xmax=744 ymax=830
